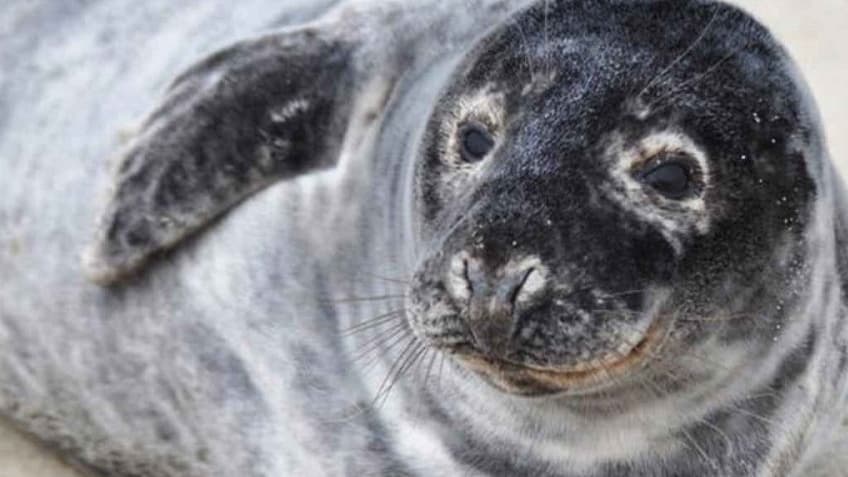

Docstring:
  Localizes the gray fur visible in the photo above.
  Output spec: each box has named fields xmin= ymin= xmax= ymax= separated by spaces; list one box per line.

xmin=1 ymin=1 xmax=846 ymax=476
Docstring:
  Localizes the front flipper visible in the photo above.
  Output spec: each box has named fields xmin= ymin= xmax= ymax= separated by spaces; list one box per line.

xmin=83 ymin=27 xmax=365 ymax=285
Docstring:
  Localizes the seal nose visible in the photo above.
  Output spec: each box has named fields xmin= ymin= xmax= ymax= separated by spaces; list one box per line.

xmin=451 ymin=255 xmax=545 ymax=354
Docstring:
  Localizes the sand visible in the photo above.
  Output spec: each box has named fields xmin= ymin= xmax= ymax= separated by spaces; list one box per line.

xmin=0 ymin=1 xmax=845 ymax=475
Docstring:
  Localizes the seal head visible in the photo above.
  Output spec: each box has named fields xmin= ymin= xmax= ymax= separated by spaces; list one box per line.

xmin=406 ymin=0 xmax=817 ymax=399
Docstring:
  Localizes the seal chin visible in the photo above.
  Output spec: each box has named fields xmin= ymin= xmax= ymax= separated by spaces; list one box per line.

xmin=444 ymin=318 xmax=666 ymax=397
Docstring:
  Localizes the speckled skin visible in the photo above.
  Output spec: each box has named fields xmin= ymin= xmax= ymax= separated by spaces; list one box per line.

xmin=0 ymin=1 xmax=846 ymax=476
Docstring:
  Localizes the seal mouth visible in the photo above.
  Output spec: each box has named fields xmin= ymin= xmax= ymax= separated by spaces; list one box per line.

xmin=443 ymin=317 xmax=668 ymax=396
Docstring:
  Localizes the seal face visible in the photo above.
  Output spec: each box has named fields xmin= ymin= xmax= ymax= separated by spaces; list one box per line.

xmin=3 ymin=0 xmax=846 ymax=475
xmin=406 ymin=0 xmax=816 ymax=401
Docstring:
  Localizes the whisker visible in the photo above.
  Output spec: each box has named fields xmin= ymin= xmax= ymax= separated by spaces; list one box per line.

xmin=373 ymin=338 xmax=419 ymax=403
xmin=635 ymin=5 xmax=722 ymax=100
xmin=414 ymin=347 xmax=433 ymax=388
xmin=404 ymin=345 xmax=429 ymax=384
xmin=505 ymin=9 xmax=537 ymax=83
xmin=341 ymin=308 xmax=407 ymax=335
xmin=342 ymin=315 xmax=405 ymax=337
xmin=659 ymin=356 xmax=793 ymax=432
xmin=719 ymin=400 xmax=785 ymax=429
xmin=374 ymin=341 xmax=426 ymax=407
xmin=675 ymin=313 xmax=761 ymax=323
xmin=631 ymin=361 xmax=735 ymax=458
xmin=592 ymin=361 xmax=655 ymax=444
xmin=411 ymin=347 xmax=437 ymax=418
xmin=357 ymin=330 xmax=416 ymax=375
xmin=437 ymin=353 xmax=447 ymax=391
xmin=352 ymin=325 xmax=410 ymax=365
xmin=352 ymin=323 xmax=410 ymax=363
xmin=592 ymin=288 xmax=649 ymax=299
xmin=590 ymin=307 xmax=766 ymax=326
xmin=741 ymin=390 xmax=783 ymax=401
xmin=692 ymin=416 xmax=735 ymax=464
xmin=676 ymin=349 xmax=802 ymax=395
xmin=319 ymin=294 xmax=407 ymax=305
xmin=647 ymin=46 xmax=743 ymax=112
xmin=422 ymin=349 xmax=439 ymax=389
xmin=640 ymin=374 xmax=721 ymax=471
xmin=357 ymin=271 xmax=410 ymax=285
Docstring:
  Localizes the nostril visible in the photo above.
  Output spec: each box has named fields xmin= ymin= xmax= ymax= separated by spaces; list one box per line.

xmin=496 ymin=267 xmax=535 ymax=309
xmin=463 ymin=258 xmax=473 ymax=294
xmin=514 ymin=267 xmax=546 ymax=306
xmin=508 ymin=267 xmax=536 ymax=306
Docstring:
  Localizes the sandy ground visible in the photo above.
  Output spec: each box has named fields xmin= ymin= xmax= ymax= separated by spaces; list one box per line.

xmin=0 ymin=1 xmax=845 ymax=476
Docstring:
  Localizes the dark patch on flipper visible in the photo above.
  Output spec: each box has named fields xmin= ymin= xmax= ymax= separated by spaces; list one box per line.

xmin=84 ymin=28 xmax=360 ymax=285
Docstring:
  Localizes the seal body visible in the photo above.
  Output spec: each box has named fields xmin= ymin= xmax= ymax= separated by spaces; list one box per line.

xmin=1 ymin=1 xmax=847 ymax=476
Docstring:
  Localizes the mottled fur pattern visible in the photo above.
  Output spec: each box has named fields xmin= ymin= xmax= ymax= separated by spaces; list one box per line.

xmin=0 ymin=0 xmax=846 ymax=476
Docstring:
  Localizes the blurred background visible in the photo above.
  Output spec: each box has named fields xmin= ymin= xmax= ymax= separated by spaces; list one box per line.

xmin=0 ymin=0 xmax=845 ymax=475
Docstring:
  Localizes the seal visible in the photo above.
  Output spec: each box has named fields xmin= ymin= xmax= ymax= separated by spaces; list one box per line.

xmin=0 ymin=0 xmax=846 ymax=476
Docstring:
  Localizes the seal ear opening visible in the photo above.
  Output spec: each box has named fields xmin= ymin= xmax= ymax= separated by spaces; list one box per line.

xmin=83 ymin=28 xmax=362 ymax=285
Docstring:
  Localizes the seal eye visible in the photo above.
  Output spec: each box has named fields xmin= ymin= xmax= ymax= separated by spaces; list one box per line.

xmin=640 ymin=160 xmax=692 ymax=199
xmin=459 ymin=123 xmax=494 ymax=162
